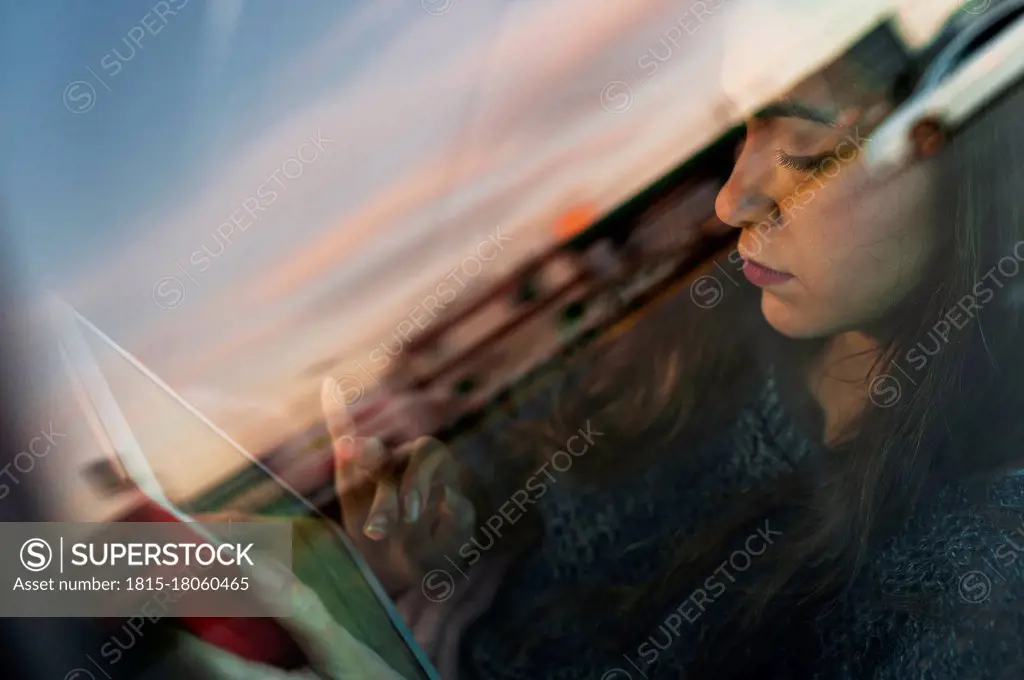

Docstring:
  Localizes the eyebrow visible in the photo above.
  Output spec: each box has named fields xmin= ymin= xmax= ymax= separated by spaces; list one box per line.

xmin=753 ymin=101 xmax=838 ymax=127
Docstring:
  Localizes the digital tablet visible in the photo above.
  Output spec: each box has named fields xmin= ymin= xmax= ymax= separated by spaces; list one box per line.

xmin=51 ymin=295 xmax=441 ymax=680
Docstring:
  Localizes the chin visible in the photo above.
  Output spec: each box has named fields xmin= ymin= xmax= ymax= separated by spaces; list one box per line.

xmin=760 ymin=291 xmax=830 ymax=340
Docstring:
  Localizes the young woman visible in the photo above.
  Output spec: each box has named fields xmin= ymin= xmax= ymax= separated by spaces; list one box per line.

xmin=319 ymin=43 xmax=1024 ymax=680
xmin=188 ymin=35 xmax=1024 ymax=680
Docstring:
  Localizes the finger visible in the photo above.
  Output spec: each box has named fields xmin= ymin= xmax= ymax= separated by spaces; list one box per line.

xmin=332 ymin=435 xmax=368 ymax=496
xmin=320 ymin=377 xmax=354 ymax=441
xmin=393 ymin=438 xmax=476 ymax=575
xmin=322 ymin=377 xmax=368 ymax=492
xmin=322 ymin=377 xmax=390 ymax=480
xmin=363 ymin=481 xmax=400 ymax=541
xmin=333 ymin=436 xmax=386 ymax=495
xmin=397 ymin=437 xmax=459 ymax=524
xmin=400 ymin=478 xmax=476 ymax=576
xmin=439 ymin=483 xmax=476 ymax=532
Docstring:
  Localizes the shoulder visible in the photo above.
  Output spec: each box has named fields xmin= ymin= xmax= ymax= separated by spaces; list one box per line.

xmin=825 ymin=473 xmax=1024 ymax=679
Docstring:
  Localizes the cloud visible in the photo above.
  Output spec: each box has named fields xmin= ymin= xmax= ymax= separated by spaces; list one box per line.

xmin=93 ymin=0 xmax=673 ymax=367
xmin=246 ymin=142 xmax=494 ymax=303
xmin=247 ymin=0 xmax=674 ymax=303
xmin=201 ymin=0 xmax=244 ymax=77
xmin=59 ymin=0 xmax=956 ymax=461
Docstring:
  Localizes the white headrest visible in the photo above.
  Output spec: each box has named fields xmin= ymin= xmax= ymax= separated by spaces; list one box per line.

xmin=719 ymin=0 xmax=892 ymax=118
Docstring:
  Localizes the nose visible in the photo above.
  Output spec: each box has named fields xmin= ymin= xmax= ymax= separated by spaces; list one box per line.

xmin=715 ymin=140 xmax=779 ymax=230
xmin=715 ymin=190 xmax=778 ymax=231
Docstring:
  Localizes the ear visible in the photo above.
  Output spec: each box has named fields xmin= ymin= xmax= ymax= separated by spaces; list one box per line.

xmin=910 ymin=118 xmax=946 ymax=159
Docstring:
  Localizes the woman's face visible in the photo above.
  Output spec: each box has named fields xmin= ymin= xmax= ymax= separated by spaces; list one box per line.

xmin=715 ymin=73 xmax=938 ymax=339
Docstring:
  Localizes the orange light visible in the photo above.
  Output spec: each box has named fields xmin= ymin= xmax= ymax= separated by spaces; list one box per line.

xmin=554 ymin=204 xmax=597 ymax=240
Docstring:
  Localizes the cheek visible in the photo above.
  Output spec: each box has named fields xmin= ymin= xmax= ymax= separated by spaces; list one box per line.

xmin=825 ymin=169 xmax=933 ymax=279
xmin=814 ymin=201 xmax=897 ymax=277
xmin=792 ymin=169 xmax=934 ymax=317
xmin=799 ymin=160 xmax=925 ymax=254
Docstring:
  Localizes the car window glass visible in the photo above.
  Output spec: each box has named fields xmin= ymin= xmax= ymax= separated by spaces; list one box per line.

xmin=945 ymin=9 xmax=1024 ymax=79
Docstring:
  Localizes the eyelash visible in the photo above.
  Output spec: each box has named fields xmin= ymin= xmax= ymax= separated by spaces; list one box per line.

xmin=774 ymin=149 xmax=832 ymax=173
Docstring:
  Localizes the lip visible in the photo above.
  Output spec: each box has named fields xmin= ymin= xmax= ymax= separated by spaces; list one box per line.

xmin=741 ymin=258 xmax=794 ymax=287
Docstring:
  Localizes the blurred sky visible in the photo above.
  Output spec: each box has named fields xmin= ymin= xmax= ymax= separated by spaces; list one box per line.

xmin=2 ymin=0 xmax=963 ymax=496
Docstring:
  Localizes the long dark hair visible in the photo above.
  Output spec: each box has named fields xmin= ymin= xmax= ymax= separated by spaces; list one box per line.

xmin=458 ymin=73 xmax=1024 ymax=675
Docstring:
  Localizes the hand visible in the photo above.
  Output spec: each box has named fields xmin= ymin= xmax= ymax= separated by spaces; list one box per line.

xmin=178 ymin=563 xmax=405 ymax=680
xmin=320 ymin=379 xmax=476 ymax=596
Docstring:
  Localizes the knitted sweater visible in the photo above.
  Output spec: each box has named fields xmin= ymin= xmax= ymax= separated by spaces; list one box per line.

xmin=440 ymin=368 xmax=1024 ymax=680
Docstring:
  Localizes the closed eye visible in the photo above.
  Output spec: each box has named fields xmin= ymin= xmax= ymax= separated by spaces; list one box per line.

xmin=774 ymin=149 xmax=833 ymax=173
